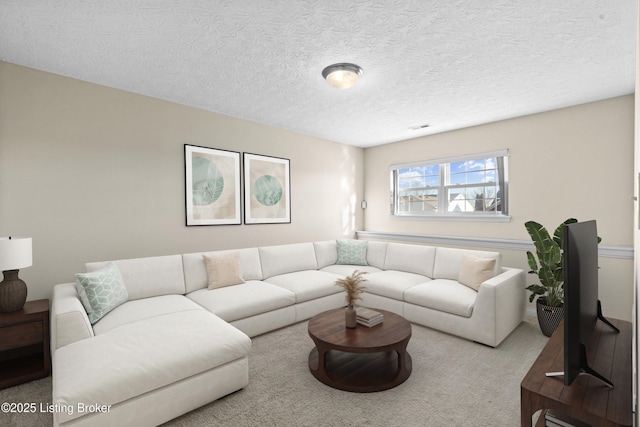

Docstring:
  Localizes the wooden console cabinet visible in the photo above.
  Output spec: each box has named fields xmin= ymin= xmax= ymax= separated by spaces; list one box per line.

xmin=521 ymin=318 xmax=632 ymax=427
xmin=0 ymin=299 xmax=51 ymax=389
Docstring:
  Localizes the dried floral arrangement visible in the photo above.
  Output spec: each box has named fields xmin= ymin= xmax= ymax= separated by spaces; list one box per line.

xmin=335 ymin=270 xmax=367 ymax=306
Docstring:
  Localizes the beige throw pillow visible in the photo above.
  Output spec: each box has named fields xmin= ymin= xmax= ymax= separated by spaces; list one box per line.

xmin=203 ymin=252 xmax=245 ymax=290
xmin=458 ymin=254 xmax=496 ymax=291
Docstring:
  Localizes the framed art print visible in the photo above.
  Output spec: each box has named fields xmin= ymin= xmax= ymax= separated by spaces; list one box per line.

xmin=243 ymin=153 xmax=291 ymax=224
xmin=185 ymin=144 xmax=241 ymax=226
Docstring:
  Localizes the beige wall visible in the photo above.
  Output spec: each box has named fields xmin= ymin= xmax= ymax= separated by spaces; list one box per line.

xmin=364 ymin=96 xmax=635 ymax=320
xmin=0 ymin=62 xmax=364 ymax=301
xmin=1 ymin=61 xmax=634 ymax=321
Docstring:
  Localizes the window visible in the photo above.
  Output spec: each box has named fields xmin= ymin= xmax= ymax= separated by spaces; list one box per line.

xmin=390 ymin=150 xmax=509 ymax=220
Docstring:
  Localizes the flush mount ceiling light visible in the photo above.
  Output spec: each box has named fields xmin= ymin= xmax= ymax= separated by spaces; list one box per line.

xmin=322 ymin=63 xmax=363 ymax=89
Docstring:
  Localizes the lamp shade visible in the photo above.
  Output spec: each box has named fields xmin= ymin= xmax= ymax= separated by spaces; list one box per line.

xmin=0 ymin=237 xmax=32 ymax=271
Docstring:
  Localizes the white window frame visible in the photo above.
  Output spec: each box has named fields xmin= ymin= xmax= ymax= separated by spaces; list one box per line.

xmin=389 ymin=150 xmax=510 ymax=222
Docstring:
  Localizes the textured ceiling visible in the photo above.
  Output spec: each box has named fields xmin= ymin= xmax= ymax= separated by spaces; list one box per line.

xmin=0 ymin=0 xmax=636 ymax=147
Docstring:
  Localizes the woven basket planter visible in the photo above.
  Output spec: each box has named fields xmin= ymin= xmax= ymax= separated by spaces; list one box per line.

xmin=536 ymin=298 xmax=564 ymax=337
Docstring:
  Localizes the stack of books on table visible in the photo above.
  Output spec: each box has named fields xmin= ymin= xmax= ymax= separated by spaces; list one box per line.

xmin=356 ymin=307 xmax=383 ymax=327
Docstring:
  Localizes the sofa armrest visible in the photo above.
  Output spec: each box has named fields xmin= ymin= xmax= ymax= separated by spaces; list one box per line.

xmin=480 ymin=267 xmax=525 ymax=289
xmin=476 ymin=267 xmax=526 ymax=346
xmin=51 ymin=283 xmax=94 ymax=353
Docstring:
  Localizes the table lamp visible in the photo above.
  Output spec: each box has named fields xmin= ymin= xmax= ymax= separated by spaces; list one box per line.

xmin=0 ymin=237 xmax=32 ymax=312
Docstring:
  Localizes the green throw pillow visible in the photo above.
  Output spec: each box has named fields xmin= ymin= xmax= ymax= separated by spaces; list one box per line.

xmin=75 ymin=262 xmax=128 ymax=324
xmin=336 ymin=240 xmax=368 ymax=265
xmin=74 ymin=281 xmax=94 ymax=315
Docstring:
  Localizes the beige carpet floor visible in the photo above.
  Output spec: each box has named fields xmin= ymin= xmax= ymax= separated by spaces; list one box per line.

xmin=0 ymin=316 xmax=548 ymax=427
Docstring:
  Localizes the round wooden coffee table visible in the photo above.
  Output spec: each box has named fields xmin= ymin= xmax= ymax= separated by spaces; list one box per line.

xmin=307 ymin=307 xmax=412 ymax=392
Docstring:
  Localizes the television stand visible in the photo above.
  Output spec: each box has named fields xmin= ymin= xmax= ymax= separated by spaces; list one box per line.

xmin=543 ymin=301 xmax=621 ymax=388
xmin=544 ymin=344 xmax=613 ymax=388
xmin=598 ymin=300 xmax=621 ymax=333
xmin=520 ymin=318 xmax=632 ymax=427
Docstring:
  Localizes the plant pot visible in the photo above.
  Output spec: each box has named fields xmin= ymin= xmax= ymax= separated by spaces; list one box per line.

xmin=345 ymin=304 xmax=357 ymax=328
xmin=536 ymin=298 xmax=564 ymax=337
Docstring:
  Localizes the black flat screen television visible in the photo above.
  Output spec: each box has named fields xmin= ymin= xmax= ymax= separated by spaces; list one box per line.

xmin=561 ymin=220 xmax=619 ymax=387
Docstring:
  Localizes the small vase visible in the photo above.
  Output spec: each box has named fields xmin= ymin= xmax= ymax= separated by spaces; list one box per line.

xmin=345 ymin=304 xmax=357 ymax=328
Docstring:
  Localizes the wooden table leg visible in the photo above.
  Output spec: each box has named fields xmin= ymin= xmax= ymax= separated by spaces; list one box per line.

xmin=520 ymin=387 xmax=533 ymax=427
xmin=395 ymin=338 xmax=411 ymax=379
xmin=308 ymin=341 xmax=331 ymax=384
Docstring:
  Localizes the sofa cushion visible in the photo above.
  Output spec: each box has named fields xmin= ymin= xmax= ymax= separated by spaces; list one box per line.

xmin=53 ymin=310 xmax=251 ymax=425
xmin=263 ymin=270 xmax=344 ymax=303
xmin=364 ymin=270 xmax=430 ymax=300
xmin=92 ymin=295 xmax=204 ymax=335
xmin=458 ymin=254 xmax=497 ymax=291
xmin=313 ymin=240 xmax=338 ymax=268
xmin=336 ymin=240 xmax=368 ymax=265
xmin=86 ymin=255 xmax=186 ymax=300
xmin=259 ymin=243 xmax=318 ymax=278
xmin=383 ymin=243 xmax=436 ymax=277
xmin=433 ymin=248 xmax=501 ymax=280
xmin=404 ymin=279 xmax=477 ymax=317
xmin=75 ymin=262 xmax=128 ymax=324
xmin=365 ymin=241 xmax=388 ymax=269
xmin=182 ymin=248 xmax=263 ymax=293
xmin=187 ymin=280 xmax=296 ymax=322
xmin=203 ymin=252 xmax=245 ymax=289
xmin=319 ymin=264 xmax=383 ymax=276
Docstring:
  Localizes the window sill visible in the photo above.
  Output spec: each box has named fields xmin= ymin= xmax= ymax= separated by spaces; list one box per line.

xmin=390 ymin=214 xmax=511 ymax=223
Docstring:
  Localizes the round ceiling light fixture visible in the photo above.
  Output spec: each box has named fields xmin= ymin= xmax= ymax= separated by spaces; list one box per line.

xmin=322 ymin=63 xmax=363 ymax=89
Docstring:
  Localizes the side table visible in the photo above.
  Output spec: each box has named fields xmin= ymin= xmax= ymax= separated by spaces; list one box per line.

xmin=0 ymin=299 xmax=51 ymax=389
xmin=520 ymin=318 xmax=632 ymax=427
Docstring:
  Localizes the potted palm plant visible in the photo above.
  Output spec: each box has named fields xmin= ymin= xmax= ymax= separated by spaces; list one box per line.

xmin=525 ymin=218 xmax=575 ymax=336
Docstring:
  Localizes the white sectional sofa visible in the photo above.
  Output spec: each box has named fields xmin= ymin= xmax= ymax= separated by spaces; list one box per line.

xmin=50 ymin=239 xmax=526 ymax=426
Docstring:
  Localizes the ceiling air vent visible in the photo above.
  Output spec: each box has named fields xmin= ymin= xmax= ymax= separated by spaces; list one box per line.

xmin=409 ymin=123 xmax=431 ymax=130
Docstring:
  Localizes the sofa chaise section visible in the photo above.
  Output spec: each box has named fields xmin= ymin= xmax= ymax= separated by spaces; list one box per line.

xmin=51 ymin=254 xmax=252 ymax=427
xmin=53 ymin=310 xmax=250 ymax=427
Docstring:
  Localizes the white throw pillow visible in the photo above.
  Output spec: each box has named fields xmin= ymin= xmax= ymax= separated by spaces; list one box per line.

xmin=458 ymin=254 xmax=496 ymax=291
xmin=203 ymin=252 xmax=245 ymax=289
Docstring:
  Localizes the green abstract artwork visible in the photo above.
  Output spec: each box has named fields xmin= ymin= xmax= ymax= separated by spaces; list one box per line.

xmin=243 ymin=152 xmax=290 ymax=224
xmin=192 ymin=157 xmax=224 ymax=206
xmin=254 ymin=175 xmax=283 ymax=206
xmin=185 ymin=145 xmax=241 ymax=226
